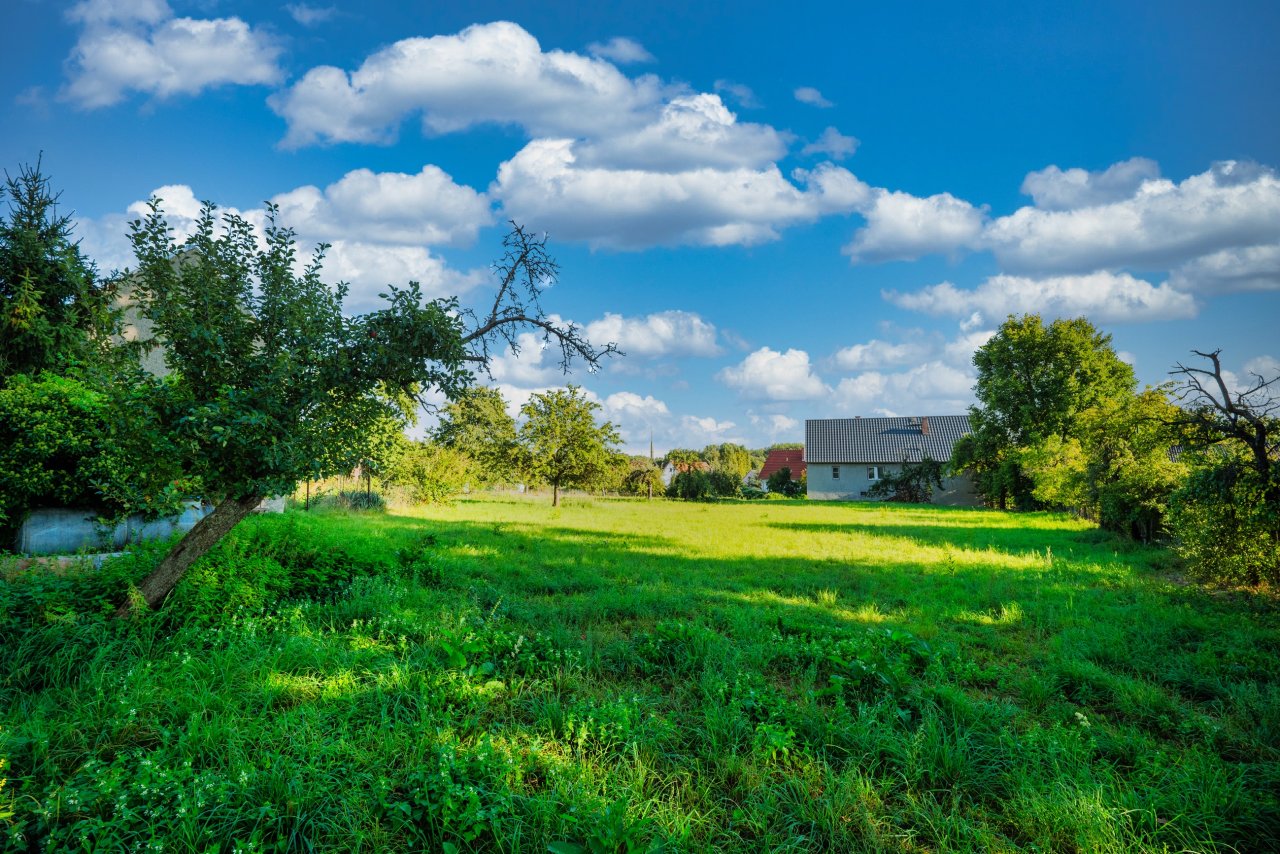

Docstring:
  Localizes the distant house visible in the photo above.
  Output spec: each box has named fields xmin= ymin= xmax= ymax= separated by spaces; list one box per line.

xmin=660 ymin=459 xmax=711 ymax=487
xmin=759 ymin=449 xmax=806 ymax=487
xmin=805 ymin=416 xmax=979 ymax=505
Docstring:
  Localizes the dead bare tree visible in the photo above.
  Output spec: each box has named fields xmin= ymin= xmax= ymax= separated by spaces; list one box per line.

xmin=1170 ymin=348 xmax=1279 ymax=498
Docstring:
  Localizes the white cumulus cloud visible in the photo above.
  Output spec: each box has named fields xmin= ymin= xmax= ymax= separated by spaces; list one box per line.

xmin=717 ymin=347 xmax=830 ymax=400
xmin=270 ymin=21 xmax=663 ymax=147
xmin=493 ymin=141 xmax=868 ymax=249
xmin=884 ymin=271 xmax=1198 ymax=323
xmin=1168 ymin=243 xmax=1280 ymax=293
xmin=985 ymin=160 xmax=1280 ymax=274
xmin=584 ymin=311 xmax=721 ymax=358
xmin=844 ymin=189 xmax=988 ymax=262
xmin=63 ymin=0 xmax=281 ymax=107
xmin=1020 ymin=157 xmax=1161 ymax=211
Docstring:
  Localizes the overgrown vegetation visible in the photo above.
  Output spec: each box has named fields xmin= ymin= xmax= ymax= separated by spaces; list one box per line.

xmin=4 ymin=498 xmax=1276 ymax=851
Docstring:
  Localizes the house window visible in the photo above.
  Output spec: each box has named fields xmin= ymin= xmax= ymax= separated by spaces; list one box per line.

xmin=867 ymin=466 xmax=882 ymax=480
xmin=832 ymin=466 xmax=840 ymax=479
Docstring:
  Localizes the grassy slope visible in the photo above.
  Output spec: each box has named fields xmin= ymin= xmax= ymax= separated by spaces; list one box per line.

xmin=2 ymin=497 xmax=1278 ymax=852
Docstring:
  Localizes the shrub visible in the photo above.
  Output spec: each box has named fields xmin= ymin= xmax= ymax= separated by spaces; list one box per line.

xmin=1167 ymin=463 xmax=1280 ymax=585
xmin=386 ymin=442 xmax=474 ymax=504
xmin=0 ymin=373 xmax=192 ymax=539
xmin=867 ymin=458 xmax=945 ymax=503
xmin=338 ymin=490 xmax=387 ymax=512
xmin=766 ymin=466 xmax=804 ymax=498
xmin=707 ymin=469 xmax=742 ymax=498
xmin=667 ymin=469 xmax=713 ymax=501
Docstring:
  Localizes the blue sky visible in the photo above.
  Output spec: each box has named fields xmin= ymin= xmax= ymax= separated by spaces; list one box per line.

xmin=4 ymin=0 xmax=1278 ymax=453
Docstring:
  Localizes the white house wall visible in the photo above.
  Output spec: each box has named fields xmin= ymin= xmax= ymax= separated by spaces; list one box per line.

xmin=807 ymin=463 xmax=981 ymax=506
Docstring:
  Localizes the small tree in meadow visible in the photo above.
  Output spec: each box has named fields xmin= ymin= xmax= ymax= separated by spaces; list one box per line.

xmin=518 ymin=386 xmax=621 ymax=506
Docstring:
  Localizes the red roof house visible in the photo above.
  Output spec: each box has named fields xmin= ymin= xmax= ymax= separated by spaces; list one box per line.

xmin=759 ymin=449 xmax=806 ymax=482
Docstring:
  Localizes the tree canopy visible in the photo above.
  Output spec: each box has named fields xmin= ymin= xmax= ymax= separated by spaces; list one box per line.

xmin=1 ymin=160 xmax=117 ymax=379
xmin=518 ymin=386 xmax=621 ymax=506
xmin=955 ymin=314 xmax=1136 ymax=509
xmin=434 ymin=386 xmax=520 ymax=486
xmin=121 ymin=203 xmax=614 ymax=610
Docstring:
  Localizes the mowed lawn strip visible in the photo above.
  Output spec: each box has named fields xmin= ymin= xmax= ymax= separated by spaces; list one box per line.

xmin=2 ymin=497 xmax=1277 ymax=852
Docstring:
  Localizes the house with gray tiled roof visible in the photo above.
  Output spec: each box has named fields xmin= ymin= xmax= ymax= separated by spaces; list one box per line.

xmin=805 ymin=415 xmax=980 ymax=505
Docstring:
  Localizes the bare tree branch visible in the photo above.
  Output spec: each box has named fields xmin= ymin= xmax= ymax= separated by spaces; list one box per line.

xmin=1169 ymin=348 xmax=1279 ymax=476
xmin=459 ymin=222 xmax=621 ymax=377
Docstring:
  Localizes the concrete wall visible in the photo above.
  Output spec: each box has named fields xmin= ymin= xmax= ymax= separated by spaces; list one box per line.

xmin=807 ymin=462 xmax=981 ymax=506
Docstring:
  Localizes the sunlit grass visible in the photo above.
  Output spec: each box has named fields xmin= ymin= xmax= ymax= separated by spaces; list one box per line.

xmin=2 ymin=495 xmax=1277 ymax=851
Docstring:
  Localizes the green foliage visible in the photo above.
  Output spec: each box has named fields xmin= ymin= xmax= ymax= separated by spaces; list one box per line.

xmin=667 ymin=469 xmax=713 ymax=501
xmin=620 ymin=459 xmax=663 ymax=497
xmin=386 ymin=442 xmax=475 ymax=505
xmin=434 ymin=386 xmax=521 ymax=486
xmin=0 ymin=373 xmax=191 ymax=534
xmin=519 ymin=386 xmax=621 ymax=504
xmin=1 ymin=161 xmax=118 ymax=379
xmin=127 ymin=199 xmax=472 ymax=503
xmin=1168 ymin=462 xmax=1280 ymax=585
xmin=958 ymin=314 xmax=1136 ymax=509
xmin=1022 ymin=388 xmax=1188 ymax=540
xmin=867 ymin=457 xmax=946 ymax=503
xmin=703 ymin=443 xmax=752 ymax=480
xmin=766 ymin=466 xmax=803 ymax=497
xmin=707 ymin=468 xmax=742 ymax=498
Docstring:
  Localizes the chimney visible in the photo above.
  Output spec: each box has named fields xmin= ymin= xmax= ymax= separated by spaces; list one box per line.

xmin=921 ymin=416 xmax=929 ymax=435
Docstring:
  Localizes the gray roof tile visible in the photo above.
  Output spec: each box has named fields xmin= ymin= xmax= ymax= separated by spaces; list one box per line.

xmin=805 ymin=415 xmax=972 ymax=463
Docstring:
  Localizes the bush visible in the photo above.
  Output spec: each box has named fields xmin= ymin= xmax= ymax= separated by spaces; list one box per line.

xmin=0 ymin=373 xmax=192 ymax=539
xmin=765 ymin=466 xmax=803 ymax=498
xmin=1167 ymin=463 xmax=1280 ymax=585
xmin=338 ymin=490 xmax=387 ymax=512
xmin=867 ymin=458 xmax=945 ymax=503
xmin=386 ymin=442 xmax=474 ymax=504
xmin=668 ymin=469 xmax=713 ymax=501
xmin=707 ymin=469 xmax=742 ymax=498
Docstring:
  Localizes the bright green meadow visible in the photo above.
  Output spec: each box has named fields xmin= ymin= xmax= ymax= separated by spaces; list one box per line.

xmin=2 ymin=497 xmax=1278 ymax=852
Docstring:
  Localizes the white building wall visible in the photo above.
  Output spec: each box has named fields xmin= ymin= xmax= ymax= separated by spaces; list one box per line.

xmin=807 ymin=462 xmax=980 ymax=506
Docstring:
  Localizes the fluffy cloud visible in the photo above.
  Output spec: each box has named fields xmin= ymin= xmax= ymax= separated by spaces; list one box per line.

xmin=831 ymin=338 xmax=931 ymax=371
xmin=844 ymin=189 xmax=987 ymax=262
xmin=1020 ymin=157 xmax=1160 ymax=211
xmin=485 ymin=332 xmax=569 ymax=387
xmin=494 ymin=142 xmax=868 ymax=249
xmin=985 ymin=161 xmax=1280 ymax=274
xmin=1168 ymin=243 xmax=1280 ymax=293
xmin=271 ymin=165 xmax=492 ymax=247
xmin=831 ymin=361 xmax=975 ymax=417
xmin=63 ymin=0 xmax=281 ymax=107
xmin=583 ymin=311 xmax=721 ymax=358
xmin=270 ymin=21 xmax=664 ymax=147
xmin=794 ymin=86 xmax=833 ymax=108
xmin=586 ymin=36 xmax=654 ymax=64
xmin=749 ymin=413 xmax=801 ymax=442
xmin=83 ymin=175 xmax=489 ymax=312
xmin=884 ymin=271 xmax=1198 ymax=323
xmin=717 ymin=347 xmax=830 ymax=400
xmin=1244 ymin=355 xmax=1280 ymax=380
xmin=571 ymin=94 xmax=788 ymax=172
xmin=802 ymin=127 xmax=859 ymax=160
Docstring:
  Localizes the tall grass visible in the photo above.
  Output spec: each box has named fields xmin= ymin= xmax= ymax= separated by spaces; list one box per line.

xmin=2 ymin=497 xmax=1277 ymax=851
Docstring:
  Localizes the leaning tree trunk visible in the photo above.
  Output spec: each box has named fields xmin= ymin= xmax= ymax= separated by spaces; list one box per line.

xmin=117 ymin=495 xmax=262 ymax=616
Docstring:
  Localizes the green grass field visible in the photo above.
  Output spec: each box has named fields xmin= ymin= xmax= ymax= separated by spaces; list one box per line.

xmin=3 ymin=497 xmax=1278 ymax=852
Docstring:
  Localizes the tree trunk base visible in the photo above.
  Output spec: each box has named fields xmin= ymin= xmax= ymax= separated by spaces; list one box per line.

xmin=116 ymin=495 xmax=262 ymax=616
